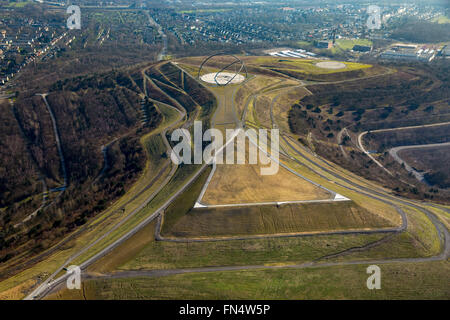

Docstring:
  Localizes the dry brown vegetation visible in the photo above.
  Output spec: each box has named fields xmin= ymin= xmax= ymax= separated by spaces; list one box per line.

xmin=166 ymin=201 xmax=394 ymax=238
xmin=158 ymin=159 xmax=393 ymax=238
xmin=263 ymin=63 xmax=384 ymax=82
xmin=202 ymin=160 xmax=331 ymax=205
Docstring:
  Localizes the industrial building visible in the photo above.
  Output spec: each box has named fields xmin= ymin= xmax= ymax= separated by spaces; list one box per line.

xmin=380 ymin=45 xmax=436 ymax=62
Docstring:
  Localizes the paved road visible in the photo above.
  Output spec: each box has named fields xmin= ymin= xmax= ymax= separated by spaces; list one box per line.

xmin=27 ymin=62 xmax=239 ymax=299
xmin=281 ymin=135 xmax=449 ymax=251
xmin=25 ymin=69 xmax=189 ymax=300
xmin=268 ymin=82 xmax=300 ymax=130
xmin=156 ymin=205 xmax=406 ymax=244
xmin=194 ymin=197 xmax=349 ymax=209
xmin=156 ymin=133 xmax=444 ymax=264
xmin=72 ymin=150 xmax=448 ymax=294
xmin=262 ymin=65 xmax=396 ymax=88
xmin=158 ymin=69 xmax=410 ymax=245
xmin=93 ymin=129 xmax=136 ymax=183
xmin=28 ymin=160 xmax=211 ymax=299
xmin=108 ymin=64 xmax=447 ymax=290
xmin=164 ymin=65 xmax=436 ymax=245
xmin=171 ymin=61 xmax=235 ymax=128
xmin=241 ymin=79 xmax=286 ymax=125
xmin=26 ymin=61 xmax=217 ymax=299
xmin=357 ymin=131 xmax=393 ymax=176
xmin=357 ymin=121 xmax=450 ymax=176
xmin=27 ymin=63 xmax=449 ymax=299
xmin=389 ymin=142 xmax=450 ymax=183
xmin=82 ymin=247 xmax=447 ymax=282
xmin=81 ymin=65 xmax=449 ymax=297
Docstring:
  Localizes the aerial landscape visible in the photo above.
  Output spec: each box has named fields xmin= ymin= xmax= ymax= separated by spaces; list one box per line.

xmin=0 ymin=0 xmax=448 ymax=306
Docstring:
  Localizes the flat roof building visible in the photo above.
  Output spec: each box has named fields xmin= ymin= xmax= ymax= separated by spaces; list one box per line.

xmin=380 ymin=49 xmax=435 ymax=62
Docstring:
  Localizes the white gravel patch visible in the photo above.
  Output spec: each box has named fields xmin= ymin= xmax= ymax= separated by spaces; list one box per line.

xmin=200 ymin=72 xmax=245 ymax=85
xmin=315 ymin=61 xmax=347 ymax=69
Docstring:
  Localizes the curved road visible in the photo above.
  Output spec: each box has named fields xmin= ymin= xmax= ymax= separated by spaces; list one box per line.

xmin=150 ymin=65 xmax=449 ymax=278
xmin=358 ymin=122 xmax=450 ymax=177
xmin=26 ymin=63 xmax=449 ymax=299
xmin=25 ymin=68 xmax=189 ymax=300
xmin=389 ymin=142 xmax=450 ymax=183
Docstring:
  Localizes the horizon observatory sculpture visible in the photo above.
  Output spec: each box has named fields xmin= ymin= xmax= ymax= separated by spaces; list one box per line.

xmin=197 ymin=53 xmax=248 ymax=86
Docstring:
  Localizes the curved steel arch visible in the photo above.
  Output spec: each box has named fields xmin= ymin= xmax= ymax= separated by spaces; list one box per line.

xmin=214 ymin=58 xmax=246 ymax=86
xmin=197 ymin=53 xmax=248 ymax=86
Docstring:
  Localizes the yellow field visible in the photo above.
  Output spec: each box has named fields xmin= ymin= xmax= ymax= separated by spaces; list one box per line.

xmin=248 ymin=56 xmax=372 ymax=75
xmin=202 ymin=144 xmax=331 ymax=205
